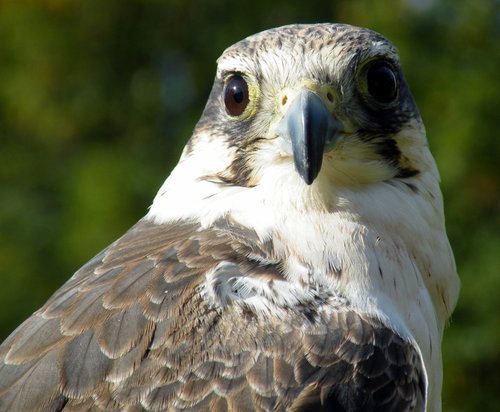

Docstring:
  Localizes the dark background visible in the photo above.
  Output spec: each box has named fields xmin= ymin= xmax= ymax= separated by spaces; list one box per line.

xmin=0 ymin=1 xmax=498 ymax=410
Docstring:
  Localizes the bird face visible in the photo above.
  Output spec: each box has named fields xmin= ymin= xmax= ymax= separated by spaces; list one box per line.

xmin=191 ymin=24 xmax=427 ymax=189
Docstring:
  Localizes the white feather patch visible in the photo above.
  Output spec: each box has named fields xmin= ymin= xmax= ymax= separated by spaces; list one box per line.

xmin=201 ymin=262 xmax=347 ymax=321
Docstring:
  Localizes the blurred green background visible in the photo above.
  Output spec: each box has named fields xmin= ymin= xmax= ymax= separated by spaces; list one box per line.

xmin=0 ymin=0 xmax=498 ymax=410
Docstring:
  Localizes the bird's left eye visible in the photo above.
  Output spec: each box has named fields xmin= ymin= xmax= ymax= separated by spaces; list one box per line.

xmin=366 ymin=61 xmax=398 ymax=104
xmin=224 ymin=75 xmax=249 ymax=116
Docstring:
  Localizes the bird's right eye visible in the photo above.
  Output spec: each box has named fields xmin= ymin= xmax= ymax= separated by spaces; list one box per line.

xmin=224 ymin=75 xmax=249 ymax=116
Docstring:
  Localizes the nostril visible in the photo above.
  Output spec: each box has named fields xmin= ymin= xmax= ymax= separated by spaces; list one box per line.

xmin=281 ymin=95 xmax=288 ymax=106
xmin=327 ymin=92 xmax=334 ymax=103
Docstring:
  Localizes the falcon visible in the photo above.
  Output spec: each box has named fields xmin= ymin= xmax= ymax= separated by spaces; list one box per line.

xmin=0 ymin=23 xmax=459 ymax=411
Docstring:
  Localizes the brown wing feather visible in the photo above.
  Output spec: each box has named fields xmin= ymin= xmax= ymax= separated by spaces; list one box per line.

xmin=0 ymin=218 xmax=424 ymax=411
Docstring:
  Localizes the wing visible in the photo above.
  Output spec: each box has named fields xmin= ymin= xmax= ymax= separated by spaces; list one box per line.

xmin=0 ymin=218 xmax=424 ymax=411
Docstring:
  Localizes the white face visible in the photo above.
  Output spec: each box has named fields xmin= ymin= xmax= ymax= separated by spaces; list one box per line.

xmin=188 ymin=23 xmax=427 ymax=190
xmin=148 ymin=24 xmax=437 ymax=230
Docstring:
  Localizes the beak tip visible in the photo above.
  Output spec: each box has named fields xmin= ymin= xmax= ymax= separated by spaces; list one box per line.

xmin=303 ymin=176 xmax=315 ymax=186
xmin=300 ymin=169 xmax=318 ymax=186
xmin=295 ymin=156 xmax=322 ymax=185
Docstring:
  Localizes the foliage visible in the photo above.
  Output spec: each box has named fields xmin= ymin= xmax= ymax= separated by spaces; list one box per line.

xmin=0 ymin=0 xmax=498 ymax=410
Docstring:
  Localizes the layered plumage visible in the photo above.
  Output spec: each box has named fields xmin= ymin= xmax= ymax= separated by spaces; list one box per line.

xmin=0 ymin=24 xmax=459 ymax=411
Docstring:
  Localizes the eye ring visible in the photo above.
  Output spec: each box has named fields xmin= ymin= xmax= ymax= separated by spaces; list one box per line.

xmin=224 ymin=75 xmax=249 ymax=116
xmin=365 ymin=61 xmax=398 ymax=104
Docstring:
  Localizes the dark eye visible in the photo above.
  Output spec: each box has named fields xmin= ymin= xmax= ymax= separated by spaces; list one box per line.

xmin=224 ymin=75 xmax=249 ymax=116
xmin=366 ymin=61 xmax=398 ymax=104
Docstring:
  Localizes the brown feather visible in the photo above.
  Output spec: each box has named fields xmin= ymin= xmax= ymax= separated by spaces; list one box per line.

xmin=0 ymin=217 xmax=424 ymax=411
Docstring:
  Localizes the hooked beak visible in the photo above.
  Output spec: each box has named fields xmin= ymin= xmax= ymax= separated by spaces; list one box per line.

xmin=277 ymin=89 xmax=343 ymax=185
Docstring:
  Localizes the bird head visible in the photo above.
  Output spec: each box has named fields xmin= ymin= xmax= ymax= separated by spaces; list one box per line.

xmin=185 ymin=24 xmax=427 ymax=191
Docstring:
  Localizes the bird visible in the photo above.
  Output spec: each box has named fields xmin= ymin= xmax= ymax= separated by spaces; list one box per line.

xmin=0 ymin=23 xmax=459 ymax=411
